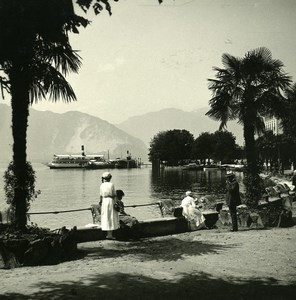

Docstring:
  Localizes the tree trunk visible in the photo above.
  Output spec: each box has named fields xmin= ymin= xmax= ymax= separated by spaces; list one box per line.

xmin=243 ymin=121 xmax=261 ymax=208
xmin=10 ymin=68 xmax=30 ymax=229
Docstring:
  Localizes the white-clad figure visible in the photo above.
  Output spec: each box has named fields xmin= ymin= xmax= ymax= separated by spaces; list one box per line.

xmin=181 ymin=191 xmax=206 ymax=230
xmin=100 ymin=172 xmax=119 ymax=239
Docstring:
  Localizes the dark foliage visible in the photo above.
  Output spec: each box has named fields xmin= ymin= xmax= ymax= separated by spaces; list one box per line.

xmin=149 ymin=129 xmax=194 ymax=165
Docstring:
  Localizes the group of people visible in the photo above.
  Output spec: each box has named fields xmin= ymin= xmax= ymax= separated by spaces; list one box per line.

xmin=180 ymin=171 xmax=241 ymax=232
xmin=99 ymin=170 xmax=241 ymax=239
xmin=99 ymin=171 xmax=139 ymax=240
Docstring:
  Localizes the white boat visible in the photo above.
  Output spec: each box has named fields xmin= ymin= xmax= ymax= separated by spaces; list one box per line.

xmin=47 ymin=154 xmax=105 ymax=169
xmin=86 ymin=159 xmax=114 ymax=169
xmin=220 ymin=164 xmax=245 ymax=172
xmin=182 ymin=163 xmax=204 ymax=171
xmin=203 ymin=165 xmax=219 ymax=171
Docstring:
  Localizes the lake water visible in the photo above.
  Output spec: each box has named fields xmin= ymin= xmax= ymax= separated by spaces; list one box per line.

xmin=0 ymin=161 xmax=243 ymax=230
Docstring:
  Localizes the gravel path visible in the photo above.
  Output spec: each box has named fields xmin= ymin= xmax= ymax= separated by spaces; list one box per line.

xmin=1 ymin=226 xmax=296 ymax=299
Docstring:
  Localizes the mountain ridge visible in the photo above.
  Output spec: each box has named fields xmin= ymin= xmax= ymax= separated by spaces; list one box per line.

xmin=118 ymin=107 xmax=244 ymax=147
xmin=0 ymin=104 xmax=148 ymax=162
xmin=1 ymin=104 xmax=244 ymax=163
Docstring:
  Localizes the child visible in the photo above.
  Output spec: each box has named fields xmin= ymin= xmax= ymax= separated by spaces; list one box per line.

xmin=115 ymin=189 xmax=141 ymax=240
xmin=116 ymin=189 xmax=127 ymax=215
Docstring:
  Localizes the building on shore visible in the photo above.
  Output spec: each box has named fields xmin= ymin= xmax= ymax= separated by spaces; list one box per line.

xmin=263 ymin=116 xmax=282 ymax=135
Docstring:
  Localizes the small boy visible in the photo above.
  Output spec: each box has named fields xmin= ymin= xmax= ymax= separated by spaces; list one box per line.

xmin=116 ymin=189 xmax=127 ymax=215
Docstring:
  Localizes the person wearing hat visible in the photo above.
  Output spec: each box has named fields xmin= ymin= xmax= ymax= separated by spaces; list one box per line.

xmin=100 ymin=172 xmax=119 ymax=239
xmin=181 ymin=191 xmax=196 ymax=208
xmin=225 ymin=171 xmax=241 ymax=232
xmin=181 ymin=191 xmax=206 ymax=230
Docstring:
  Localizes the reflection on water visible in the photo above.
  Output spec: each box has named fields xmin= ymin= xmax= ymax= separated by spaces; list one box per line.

xmin=0 ymin=161 xmax=243 ymax=229
xmin=150 ymin=167 xmax=232 ymax=202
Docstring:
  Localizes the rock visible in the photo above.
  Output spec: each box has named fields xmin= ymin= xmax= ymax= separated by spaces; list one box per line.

xmin=278 ymin=209 xmax=293 ymax=228
xmin=249 ymin=212 xmax=264 ymax=229
xmin=3 ymin=238 xmax=30 ymax=262
xmin=116 ymin=215 xmax=141 ymax=240
xmin=59 ymin=228 xmax=78 ymax=261
xmin=0 ymin=241 xmax=20 ymax=269
xmin=23 ymin=239 xmax=49 ymax=266
xmin=0 ymin=225 xmax=79 ymax=268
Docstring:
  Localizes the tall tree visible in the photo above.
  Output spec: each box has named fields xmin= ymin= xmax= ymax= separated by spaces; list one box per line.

xmin=212 ymin=131 xmax=241 ymax=164
xmin=1 ymin=0 xmax=163 ymax=228
xmin=191 ymin=132 xmax=214 ymax=165
xmin=0 ymin=0 xmax=86 ymax=228
xmin=207 ymin=47 xmax=291 ymax=208
xmin=149 ymin=129 xmax=194 ymax=166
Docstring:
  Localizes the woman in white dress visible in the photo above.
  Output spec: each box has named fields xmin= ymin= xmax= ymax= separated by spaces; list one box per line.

xmin=100 ymin=172 xmax=119 ymax=239
xmin=181 ymin=191 xmax=206 ymax=230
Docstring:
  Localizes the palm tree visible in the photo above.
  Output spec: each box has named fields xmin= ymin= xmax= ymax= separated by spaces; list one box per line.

xmin=282 ymin=83 xmax=296 ymax=138
xmin=0 ymin=0 xmax=83 ymax=228
xmin=207 ymin=47 xmax=291 ymax=208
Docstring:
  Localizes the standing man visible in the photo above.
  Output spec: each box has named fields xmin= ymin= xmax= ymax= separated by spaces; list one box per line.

xmin=225 ymin=171 xmax=241 ymax=232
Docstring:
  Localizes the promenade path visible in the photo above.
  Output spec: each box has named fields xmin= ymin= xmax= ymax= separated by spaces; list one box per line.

xmin=1 ymin=225 xmax=296 ymax=299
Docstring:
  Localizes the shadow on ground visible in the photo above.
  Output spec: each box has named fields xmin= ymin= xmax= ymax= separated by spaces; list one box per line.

xmin=1 ymin=271 xmax=295 ymax=300
xmin=78 ymin=235 xmax=237 ymax=262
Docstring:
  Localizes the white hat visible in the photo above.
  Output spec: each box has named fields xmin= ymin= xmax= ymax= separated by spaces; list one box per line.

xmin=226 ymin=171 xmax=235 ymax=177
xmin=186 ymin=191 xmax=192 ymax=196
xmin=101 ymin=172 xmax=112 ymax=180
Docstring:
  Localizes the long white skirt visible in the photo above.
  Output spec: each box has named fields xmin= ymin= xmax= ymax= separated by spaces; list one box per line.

xmin=183 ymin=206 xmax=206 ymax=230
xmin=101 ymin=197 xmax=119 ymax=231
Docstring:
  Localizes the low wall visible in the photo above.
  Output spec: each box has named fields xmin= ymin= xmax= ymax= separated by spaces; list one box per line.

xmin=138 ymin=217 xmax=188 ymax=237
xmin=74 ymin=210 xmax=220 ymax=243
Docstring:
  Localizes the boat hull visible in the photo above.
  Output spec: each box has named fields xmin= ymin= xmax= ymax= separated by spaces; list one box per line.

xmin=48 ymin=163 xmax=88 ymax=169
xmin=182 ymin=164 xmax=204 ymax=171
xmin=203 ymin=167 xmax=219 ymax=171
xmin=115 ymin=159 xmax=138 ymax=169
xmin=85 ymin=162 xmax=114 ymax=169
xmin=47 ymin=154 xmax=105 ymax=169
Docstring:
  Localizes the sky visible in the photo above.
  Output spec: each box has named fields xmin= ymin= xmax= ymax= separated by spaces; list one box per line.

xmin=3 ymin=0 xmax=296 ymax=123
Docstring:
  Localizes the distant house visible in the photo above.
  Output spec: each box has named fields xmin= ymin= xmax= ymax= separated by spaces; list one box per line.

xmin=263 ymin=116 xmax=282 ymax=135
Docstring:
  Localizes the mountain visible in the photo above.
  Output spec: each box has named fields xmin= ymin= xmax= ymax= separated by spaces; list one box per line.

xmin=0 ymin=104 xmax=148 ymax=162
xmin=117 ymin=107 xmax=244 ymax=147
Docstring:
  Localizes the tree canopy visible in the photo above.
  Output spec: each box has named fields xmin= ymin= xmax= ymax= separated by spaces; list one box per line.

xmin=149 ymin=129 xmax=194 ymax=166
xmin=191 ymin=131 xmax=241 ymax=164
xmin=207 ymin=47 xmax=291 ymax=208
xmin=0 ymin=0 xmax=164 ymax=228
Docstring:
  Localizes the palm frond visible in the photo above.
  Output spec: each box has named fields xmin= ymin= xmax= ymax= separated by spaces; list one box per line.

xmin=29 ymin=80 xmax=46 ymax=103
xmin=35 ymin=41 xmax=82 ymax=75
xmin=44 ymin=66 xmax=77 ymax=103
xmin=28 ymin=62 xmax=76 ymax=103
xmin=246 ymin=47 xmax=272 ymax=62
xmin=49 ymin=46 xmax=82 ymax=76
xmin=221 ymin=53 xmax=241 ymax=72
xmin=285 ymin=83 xmax=296 ymax=99
xmin=0 ymin=74 xmax=10 ymax=99
xmin=207 ymin=91 xmax=238 ymax=129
